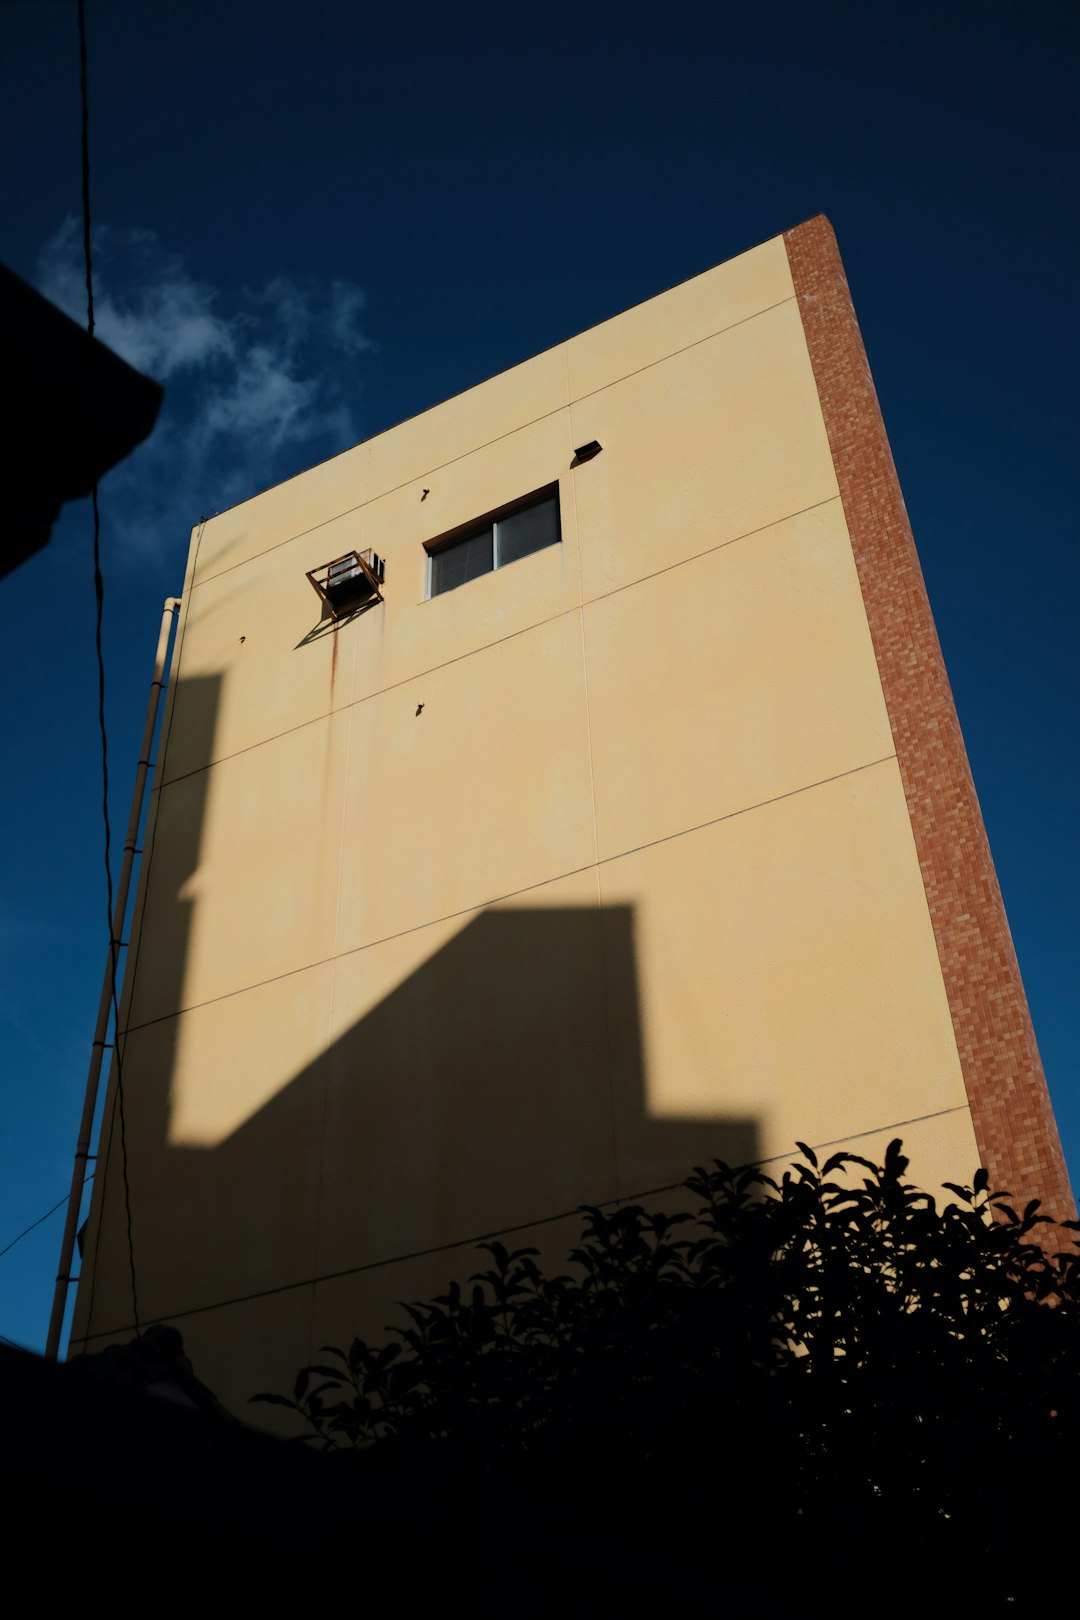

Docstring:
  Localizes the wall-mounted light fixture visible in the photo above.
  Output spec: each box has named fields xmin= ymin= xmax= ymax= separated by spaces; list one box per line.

xmin=570 ymin=440 xmax=603 ymax=468
xmin=307 ymin=549 xmax=386 ymax=618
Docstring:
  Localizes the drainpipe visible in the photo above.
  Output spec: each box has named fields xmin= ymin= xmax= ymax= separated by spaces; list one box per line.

xmin=45 ymin=596 xmax=181 ymax=1360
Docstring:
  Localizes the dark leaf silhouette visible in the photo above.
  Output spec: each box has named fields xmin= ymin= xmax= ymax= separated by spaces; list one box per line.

xmin=250 ymin=1141 xmax=1078 ymax=1603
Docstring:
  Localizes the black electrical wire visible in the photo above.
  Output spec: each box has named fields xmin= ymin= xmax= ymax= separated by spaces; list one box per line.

xmin=78 ymin=0 xmax=140 ymax=1340
xmin=0 ymin=1178 xmax=92 ymax=1263
xmin=0 ymin=1197 xmax=67 ymax=1261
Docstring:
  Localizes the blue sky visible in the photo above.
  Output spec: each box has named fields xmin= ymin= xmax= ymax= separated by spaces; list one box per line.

xmin=1 ymin=0 xmax=1076 ymax=1351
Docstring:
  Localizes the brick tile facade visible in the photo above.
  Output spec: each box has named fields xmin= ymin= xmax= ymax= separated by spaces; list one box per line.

xmin=785 ymin=215 xmax=1074 ymax=1223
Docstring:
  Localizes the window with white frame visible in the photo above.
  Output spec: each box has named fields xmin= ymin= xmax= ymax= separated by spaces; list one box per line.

xmin=427 ymin=485 xmax=560 ymax=598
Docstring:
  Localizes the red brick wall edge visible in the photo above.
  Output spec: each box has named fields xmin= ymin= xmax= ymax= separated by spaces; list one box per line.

xmin=784 ymin=214 xmax=1074 ymax=1222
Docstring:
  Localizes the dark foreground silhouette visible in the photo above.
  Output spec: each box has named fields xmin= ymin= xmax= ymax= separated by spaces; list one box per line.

xmin=254 ymin=1141 xmax=1078 ymax=1604
xmin=10 ymin=1142 xmax=1073 ymax=1599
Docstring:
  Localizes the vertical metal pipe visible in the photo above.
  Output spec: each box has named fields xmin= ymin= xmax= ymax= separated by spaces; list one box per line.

xmin=45 ymin=596 xmax=181 ymax=1360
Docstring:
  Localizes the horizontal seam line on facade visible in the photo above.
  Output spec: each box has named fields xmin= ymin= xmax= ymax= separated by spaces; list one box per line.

xmin=122 ymin=752 xmax=896 ymax=1038
xmin=187 ymin=294 xmax=800 ymax=590
xmin=69 ymin=1104 xmax=971 ymax=1344
xmin=570 ymin=296 xmax=797 ymax=405
xmin=597 ymin=753 xmax=896 ymax=868
xmin=170 ymin=227 xmax=802 ymax=530
xmin=158 ymin=492 xmax=843 ymax=791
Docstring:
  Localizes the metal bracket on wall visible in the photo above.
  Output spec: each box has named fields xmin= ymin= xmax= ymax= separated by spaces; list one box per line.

xmin=306 ymin=549 xmax=386 ymax=618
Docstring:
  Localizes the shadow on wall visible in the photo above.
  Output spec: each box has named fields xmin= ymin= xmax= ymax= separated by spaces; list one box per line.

xmin=75 ymin=663 xmax=758 ymax=1393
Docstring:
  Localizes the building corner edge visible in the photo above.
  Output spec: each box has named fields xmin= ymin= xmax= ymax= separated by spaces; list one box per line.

xmin=783 ymin=214 xmax=1074 ymax=1222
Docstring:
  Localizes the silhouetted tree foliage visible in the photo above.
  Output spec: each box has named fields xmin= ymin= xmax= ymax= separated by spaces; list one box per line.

xmin=255 ymin=1142 xmax=1079 ymax=1602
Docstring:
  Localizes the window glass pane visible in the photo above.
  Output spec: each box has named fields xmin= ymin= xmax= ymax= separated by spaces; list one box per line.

xmin=430 ymin=526 xmax=494 ymax=596
xmin=495 ymin=496 xmax=559 ymax=569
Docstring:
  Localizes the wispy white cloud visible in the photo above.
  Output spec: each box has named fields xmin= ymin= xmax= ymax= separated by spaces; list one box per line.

xmin=38 ymin=219 xmax=235 ymax=378
xmin=202 ymin=345 xmax=317 ymax=448
xmin=329 ymin=279 xmax=369 ymax=355
xmin=36 ymin=220 xmax=371 ymax=563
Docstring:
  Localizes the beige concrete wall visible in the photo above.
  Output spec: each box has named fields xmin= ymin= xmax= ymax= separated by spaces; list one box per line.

xmin=72 ymin=232 xmax=979 ymax=1416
